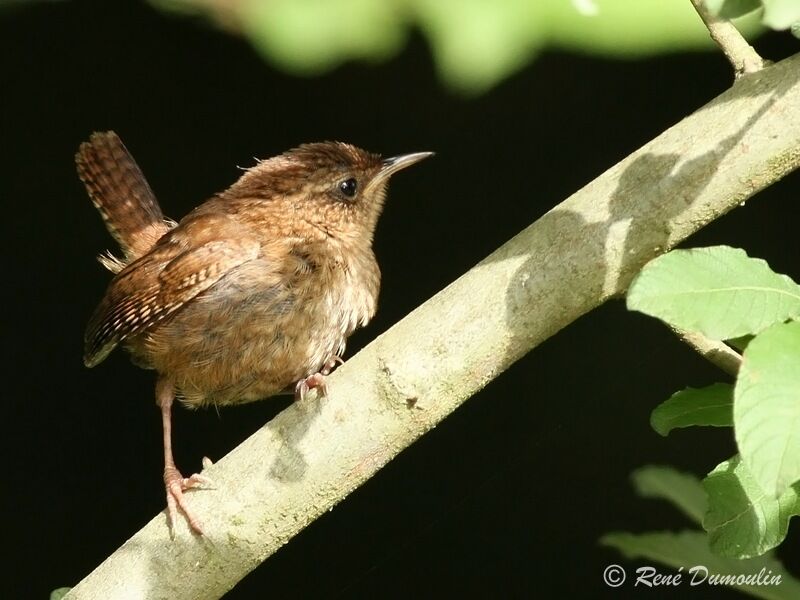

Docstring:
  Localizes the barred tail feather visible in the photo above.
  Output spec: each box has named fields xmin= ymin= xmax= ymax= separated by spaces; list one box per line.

xmin=76 ymin=131 xmax=171 ymax=269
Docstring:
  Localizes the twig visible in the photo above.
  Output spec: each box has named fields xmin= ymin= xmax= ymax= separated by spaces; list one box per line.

xmin=670 ymin=326 xmax=742 ymax=376
xmin=65 ymin=52 xmax=800 ymax=600
xmin=690 ymin=0 xmax=765 ymax=77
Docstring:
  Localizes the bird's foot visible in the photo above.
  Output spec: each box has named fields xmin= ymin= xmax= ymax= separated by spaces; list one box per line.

xmin=294 ymin=357 xmax=344 ymax=401
xmin=295 ymin=372 xmax=328 ymax=402
xmin=164 ymin=465 xmax=213 ymax=535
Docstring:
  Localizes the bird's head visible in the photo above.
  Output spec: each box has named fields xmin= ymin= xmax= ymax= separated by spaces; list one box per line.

xmin=228 ymin=141 xmax=433 ymax=244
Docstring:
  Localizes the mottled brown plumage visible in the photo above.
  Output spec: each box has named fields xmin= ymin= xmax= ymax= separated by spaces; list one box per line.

xmin=77 ymin=131 xmax=432 ymax=534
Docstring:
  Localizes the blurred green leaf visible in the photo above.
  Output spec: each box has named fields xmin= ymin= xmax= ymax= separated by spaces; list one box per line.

xmin=149 ymin=0 xmax=764 ymax=94
xmin=601 ymin=531 xmax=800 ymax=598
xmin=603 ymin=464 xmax=800 ymax=597
xmin=706 ymin=0 xmax=800 ymax=32
xmin=706 ymin=0 xmax=762 ymax=20
xmin=50 ymin=589 xmax=71 ymax=600
xmin=762 ymin=0 xmax=800 ymax=29
xmin=243 ymin=0 xmax=406 ymax=73
xmin=549 ymin=0 xmax=759 ymax=57
xmin=632 ymin=465 xmax=708 ymax=524
xmin=411 ymin=0 xmax=544 ymax=93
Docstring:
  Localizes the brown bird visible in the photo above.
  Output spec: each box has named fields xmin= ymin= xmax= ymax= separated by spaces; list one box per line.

xmin=76 ymin=132 xmax=432 ymax=534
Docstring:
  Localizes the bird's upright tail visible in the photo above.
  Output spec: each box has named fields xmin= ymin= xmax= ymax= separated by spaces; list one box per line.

xmin=76 ymin=131 xmax=172 ymax=272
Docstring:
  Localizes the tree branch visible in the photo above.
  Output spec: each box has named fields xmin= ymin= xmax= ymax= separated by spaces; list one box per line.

xmin=670 ymin=327 xmax=742 ymax=376
xmin=690 ymin=0 xmax=765 ymax=77
xmin=65 ymin=53 xmax=800 ymax=600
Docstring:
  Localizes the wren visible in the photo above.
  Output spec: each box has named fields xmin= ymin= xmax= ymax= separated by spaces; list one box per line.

xmin=76 ymin=132 xmax=432 ymax=534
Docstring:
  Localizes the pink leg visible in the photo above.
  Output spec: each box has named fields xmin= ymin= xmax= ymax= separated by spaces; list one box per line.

xmin=157 ymin=378 xmax=211 ymax=535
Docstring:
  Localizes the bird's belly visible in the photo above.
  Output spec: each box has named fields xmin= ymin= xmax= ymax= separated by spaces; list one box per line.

xmin=133 ymin=262 xmax=371 ymax=408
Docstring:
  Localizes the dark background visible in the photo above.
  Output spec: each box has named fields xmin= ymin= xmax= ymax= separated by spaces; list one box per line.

xmin=3 ymin=1 xmax=798 ymax=598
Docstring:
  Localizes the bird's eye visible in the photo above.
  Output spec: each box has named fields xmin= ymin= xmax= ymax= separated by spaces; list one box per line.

xmin=338 ymin=178 xmax=358 ymax=198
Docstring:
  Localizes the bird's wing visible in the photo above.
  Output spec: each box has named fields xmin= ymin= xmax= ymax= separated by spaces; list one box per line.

xmin=84 ymin=224 xmax=260 ymax=367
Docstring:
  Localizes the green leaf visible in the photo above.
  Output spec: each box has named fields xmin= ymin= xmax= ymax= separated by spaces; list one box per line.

xmin=601 ymin=530 xmax=800 ymax=598
xmin=705 ymin=0 xmax=763 ymax=20
xmin=762 ymin=0 xmax=800 ymax=29
xmin=735 ymin=321 xmax=800 ymax=497
xmin=703 ymin=456 xmax=800 ymax=558
xmin=239 ymin=0 xmax=406 ymax=73
xmin=413 ymin=0 xmax=545 ymax=93
xmin=148 ymin=0 xmax=765 ymax=94
xmin=50 ymin=589 xmax=71 ymax=600
xmin=632 ymin=466 xmax=707 ymax=524
xmin=627 ymin=246 xmax=800 ymax=340
xmin=548 ymin=0 xmax=762 ymax=59
xmin=651 ymin=384 xmax=733 ymax=437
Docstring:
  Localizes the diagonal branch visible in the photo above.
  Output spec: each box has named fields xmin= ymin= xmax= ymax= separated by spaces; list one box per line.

xmin=670 ymin=326 xmax=742 ymax=376
xmin=690 ymin=0 xmax=765 ymax=77
xmin=65 ymin=52 xmax=800 ymax=600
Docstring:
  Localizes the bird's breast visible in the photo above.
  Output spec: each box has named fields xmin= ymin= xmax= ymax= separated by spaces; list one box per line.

xmin=133 ymin=247 xmax=380 ymax=407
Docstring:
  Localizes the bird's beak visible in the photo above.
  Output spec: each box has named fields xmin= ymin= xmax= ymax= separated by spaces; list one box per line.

xmin=379 ymin=151 xmax=434 ymax=179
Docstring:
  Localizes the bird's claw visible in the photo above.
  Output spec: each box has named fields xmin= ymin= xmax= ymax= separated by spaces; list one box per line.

xmin=320 ymin=355 xmax=344 ymax=376
xmin=164 ymin=465 xmax=213 ymax=535
xmin=295 ymin=372 xmax=328 ymax=402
